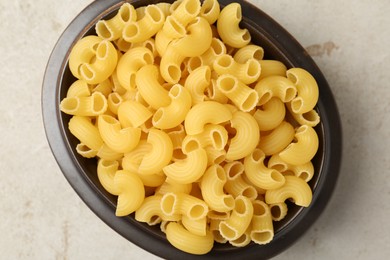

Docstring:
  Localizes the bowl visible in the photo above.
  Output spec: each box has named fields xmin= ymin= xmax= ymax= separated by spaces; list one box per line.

xmin=42 ymin=0 xmax=342 ymax=259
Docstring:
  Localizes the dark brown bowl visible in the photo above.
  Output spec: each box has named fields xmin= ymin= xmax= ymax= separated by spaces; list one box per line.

xmin=42 ymin=0 xmax=342 ymax=259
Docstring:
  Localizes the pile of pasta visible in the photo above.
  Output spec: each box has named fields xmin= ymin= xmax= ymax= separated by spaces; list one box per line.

xmin=60 ymin=0 xmax=320 ymax=255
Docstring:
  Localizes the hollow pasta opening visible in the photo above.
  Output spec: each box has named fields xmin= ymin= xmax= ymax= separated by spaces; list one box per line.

xmin=183 ymin=139 xmax=200 ymax=153
xmin=161 ymin=194 xmax=176 ymax=215
xmin=242 ymin=30 xmax=250 ymax=42
xmin=80 ymin=65 xmax=95 ymax=81
xmin=212 ymin=230 xmax=227 ymax=243
xmin=96 ymin=42 xmax=108 ymax=59
xmin=251 ymin=231 xmax=273 ymax=244
xmin=211 ymin=131 xmax=224 ymax=149
xmin=270 ymin=163 xmax=287 ymax=172
xmin=201 ymin=0 xmax=214 ymax=15
xmin=223 ymin=196 xmax=235 ymax=208
xmin=124 ymin=24 xmax=139 ymax=38
xmin=247 ymin=60 xmax=260 ymax=77
xmin=271 ymin=170 xmax=284 ymax=183
xmin=119 ymin=4 xmax=132 ymax=22
xmin=258 ymin=91 xmax=271 ymax=105
xmin=93 ymin=93 xmax=106 ymax=112
xmin=241 ymin=187 xmax=257 ymax=200
xmin=298 ymin=171 xmax=310 ymax=181
xmin=225 ymin=162 xmax=243 ymax=179
xmin=167 ymin=17 xmax=186 ymax=35
xmin=147 ymin=6 xmax=163 ymax=23
xmin=217 ymin=55 xmax=233 ymax=68
xmin=241 ymin=91 xmax=258 ymax=111
xmin=235 ymin=5 xmax=242 ymax=20
xmin=219 ymin=76 xmax=236 ymax=92
xmin=211 ymin=39 xmax=224 ymax=55
xmin=188 ymin=57 xmax=202 ymax=72
xmin=287 ymin=72 xmax=298 ymax=84
xmin=253 ymin=48 xmax=264 ymax=60
xmin=153 ymin=109 xmax=164 ymax=124
xmin=60 ymin=97 xmax=78 ymax=111
xmin=302 ymin=110 xmax=319 ymax=122
xmin=172 ymin=148 xmax=187 ymax=161
xmin=215 ymin=166 xmax=226 ymax=181
xmin=96 ymin=22 xmax=112 ymax=39
xmin=185 ymin=0 xmax=200 ymax=16
xmin=167 ymin=65 xmax=181 ymax=82
xmin=231 ymin=233 xmax=248 ymax=245
xmin=189 ymin=204 xmax=206 ymax=219
xmin=251 ymin=149 xmax=263 ymax=162
xmin=270 ymin=204 xmax=281 ymax=219
xmin=220 ymin=223 xmax=237 ymax=239
xmin=283 ymin=170 xmax=295 ymax=176
xmin=169 ymin=84 xmax=181 ymax=98
xmin=234 ymin=197 xmax=247 ymax=215
xmin=253 ymin=202 xmax=266 ymax=216
xmin=101 ymin=159 xmax=117 ymax=168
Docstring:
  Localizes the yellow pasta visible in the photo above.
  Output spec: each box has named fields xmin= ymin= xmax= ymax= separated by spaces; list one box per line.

xmin=161 ymin=192 xmax=209 ymax=220
xmin=117 ymin=100 xmax=153 ymax=128
xmin=182 ymin=215 xmax=207 ymax=236
xmin=258 ymin=121 xmax=295 ymax=156
xmin=268 ymin=154 xmax=315 ymax=182
xmin=170 ymin=0 xmax=201 ymax=25
xmin=217 ymin=3 xmax=250 ymax=48
xmin=250 ymin=200 xmax=274 ymax=245
xmin=200 ymin=0 xmax=220 ymax=24
xmin=97 ymin=159 xmax=120 ymax=195
xmin=254 ymin=75 xmax=297 ymax=106
xmin=60 ymin=91 xmax=107 ymax=116
xmin=258 ymin=60 xmax=287 ymax=79
xmin=68 ymin=116 xmax=103 ymax=151
xmin=253 ymin=97 xmax=286 ymax=131
xmin=182 ymin=124 xmax=228 ymax=153
xmin=184 ymin=66 xmax=211 ymax=105
xmin=234 ymin=44 xmax=264 ymax=63
xmin=135 ymin=195 xmax=181 ymax=223
xmin=66 ymin=79 xmax=90 ymax=98
xmin=75 ymin=143 xmax=98 ymax=158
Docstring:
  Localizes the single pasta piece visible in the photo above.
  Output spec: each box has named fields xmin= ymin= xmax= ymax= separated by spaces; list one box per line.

xmin=253 ymin=97 xmax=286 ymax=131
xmin=135 ymin=195 xmax=181 ymax=223
xmin=96 ymin=143 xmax=123 ymax=161
xmin=269 ymin=202 xmax=288 ymax=221
xmin=159 ymin=42 xmax=186 ymax=84
xmin=184 ymin=66 xmax=211 ymax=105
xmin=226 ymin=111 xmax=260 ymax=160
xmin=229 ymin=227 xmax=251 ymax=247
xmin=152 ymin=84 xmax=192 ymax=129
xmin=216 ymin=74 xmax=259 ymax=112
xmin=217 ymin=3 xmax=250 ymax=48
xmin=155 ymin=181 xmax=192 ymax=195
xmin=68 ymin=116 xmax=103 ymax=151
xmin=97 ymin=159 xmax=120 ymax=195
xmin=97 ymin=115 xmax=141 ymax=153
xmin=258 ymin=121 xmax=295 ymax=156
xmin=181 ymin=124 xmax=228 ymax=153
xmin=114 ymin=170 xmax=145 ymax=216
xmin=250 ymin=200 xmax=274 ymax=245
xmin=234 ymin=44 xmax=264 ymax=63
xmin=96 ymin=3 xmax=136 ymax=41
xmin=200 ymin=0 xmax=220 ymax=24
xmin=166 ymin=222 xmax=214 ymax=255
xmin=286 ymin=102 xmax=321 ymax=127
xmin=184 ymin=101 xmax=232 ymax=135
xmin=161 ymin=192 xmax=209 ymax=220
xmin=254 ymin=75 xmax=297 ymax=105
xmin=279 ymin=125 xmax=319 ymax=165
xmin=200 ymin=165 xmax=235 ymax=212
xmin=60 ymin=91 xmax=107 ymax=116
xmin=171 ymin=0 xmax=201 ymax=25
xmin=66 ymin=79 xmax=90 ymax=98
xmin=197 ymin=38 xmax=226 ymax=68
xmin=244 ymin=148 xmax=285 ymax=190
xmin=265 ymin=176 xmax=313 ymax=207
xmin=182 ymin=215 xmax=208 ymax=236
xmin=76 ymin=143 xmax=98 ymax=158
xmin=209 ymin=219 xmax=228 ymax=244
xmin=219 ymin=195 xmax=254 ymax=240
xmin=258 ymin=60 xmax=287 ymax=79
xmin=117 ymin=100 xmax=153 ymax=128
xmin=224 ymin=161 xmax=258 ymax=201
xmin=287 ymin=68 xmax=319 ymax=114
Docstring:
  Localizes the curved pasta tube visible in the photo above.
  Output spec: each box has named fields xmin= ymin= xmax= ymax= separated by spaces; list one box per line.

xmin=135 ymin=64 xmax=171 ymax=109
xmin=138 ymin=172 xmax=166 ymax=187
xmin=172 ymin=17 xmax=212 ymax=58
xmin=184 ymin=101 xmax=232 ymax=135
xmin=93 ymin=78 xmax=114 ymax=97
xmin=159 ymin=42 xmax=186 ymax=84
xmin=250 ymin=200 xmax=274 ymax=245
xmin=253 ymin=98 xmax=286 ymax=131
xmin=166 ymin=222 xmax=214 ymax=255
xmin=219 ymin=195 xmax=254 ymax=240
xmin=182 ymin=215 xmax=207 ymax=236
xmin=135 ymin=195 xmax=181 ymax=223
xmin=155 ymin=181 xmax=192 ymax=195
xmin=114 ymin=170 xmax=145 ymax=216
xmin=161 ymin=192 xmax=209 ymax=220
xmin=229 ymin=227 xmax=252 ymax=247
xmin=171 ymin=0 xmax=201 ymax=25
xmin=96 ymin=3 xmax=136 ymax=41
xmin=258 ymin=60 xmax=287 ymax=80
xmin=200 ymin=165 xmax=235 ymax=212
xmin=131 ymin=38 xmax=159 ymax=58
xmin=265 ymin=175 xmax=312 ymax=207
xmin=216 ymin=74 xmax=259 ymax=112
xmin=268 ymin=154 xmax=315 ymax=182
xmin=198 ymin=38 xmax=226 ymax=67
xmin=97 ymin=115 xmax=141 ymax=153
xmin=60 ymin=91 xmax=107 ymax=116
xmin=234 ymin=44 xmax=264 ymax=63
xmin=205 ymin=146 xmax=226 ymax=166
xmin=213 ymin=54 xmax=261 ymax=84
xmin=286 ymin=102 xmax=321 ymax=127
xmin=269 ymin=202 xmax=288 ymax=221
xmin=76 ymin=143 xmax=98 ymax=158
xmin=116 ymin=47 xmax=154 ymax=90
xmin=287 ymin=68 xmax=319 ymax=114
xmin=117 ymin=100 xmax=152 ymax=128
xmin=217 ymin=3 xmax=250 ymax=48
xmin=182 ymin=124 xmax=228 ymax=153
xmin=152 ymin=84 xmax=192 ymax=129
xmin=244 ymin=148 xmax=285 ymax=190
xmin=167 ymin=124 xmax=186 ymax=150
xmin=66 ymin=79 xmax=90 ymax=97
xmin=68 ymin=116 xmax=103 ymax=151
xmin=205 ymin=78 xmax=229 ymax=104
xmin=209 ymin=219 xmax=228 ymax=243
xmin=279 ymin=125 xmax=319 ymax=165
xmin=258 ymin=121 xmax=295 ymax=156
xmin=155 ymin=15 xmax=186 ymax=56
xmin=122 ymin=140 xmax=150 ymax=173
xmin=123 ymin=5 xmax=165 ymax=43
xmin=200 ymin=0 xmax=220 ymax=24
xmin=226 ymin=111 xmax=260 ymax=161
xmin=163 ymin=148 xmax=208 ymax=184
xmin=254 ymin=76 xmax=297 ymax=106
xmin=138 ymin=129 xmax=173 ymax=175
xmin=97 ymin=159 xmax=120 ymax=195
xmin=96 ymin=143 xmax=123 ymax=161
xmin=184 ymin=66 xmax=211 ymax=105
xmin=224 ymin=162 xmax=258 ymax=201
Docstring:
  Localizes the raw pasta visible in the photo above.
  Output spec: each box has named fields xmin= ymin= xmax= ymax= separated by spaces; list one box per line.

xmin=61 ymin=0 xmax=321 ymax=255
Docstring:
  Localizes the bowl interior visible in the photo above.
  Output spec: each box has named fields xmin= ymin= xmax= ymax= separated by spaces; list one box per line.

xmin=44 ymin=0 xmax=341 ymax=259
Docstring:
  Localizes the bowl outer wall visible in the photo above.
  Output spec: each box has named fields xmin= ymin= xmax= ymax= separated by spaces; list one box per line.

xmin=41 ymin=0 xmax=342 ymax=259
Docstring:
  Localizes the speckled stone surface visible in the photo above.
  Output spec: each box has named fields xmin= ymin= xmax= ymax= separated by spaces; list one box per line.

xmin=1 ymin=0 xmax=389 ymax=259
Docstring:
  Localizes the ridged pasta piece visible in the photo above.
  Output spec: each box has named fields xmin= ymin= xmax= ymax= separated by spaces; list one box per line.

xmin=258 ymin=121 xmax=295 ymax=156
xmin=123 ymin=5 xmax=165 ymax=43
xmin=182 ymin=215 xmax=207 ymax=236
xmin=60 ymin=92 xmax=107 ymax=116
xmin=122 ymin=140 xmax=150 ymax=173
xmin=279 ymin=125 xmax=319 ymax=165
xmin=76 ymin=143 xmax=98 ymax=158
xmin=226 ymin=111 xmax=260 ymax=160
xmin=200 ymin=0 xmax=220 ymax=24
xmin=131 ymin=38 xmax=159 ymax=58
xmin=204 ymin=146 xmax=226 ymax=166
xmin=66 ymin=79 xmax=91 ymax=97
xmin=116 ymin=47 xmax=154 ymax=90
xmin=219 ymin=195 xmax=254 ymax=240
xmin=198 ymin=38 xmax=226 ymax=67
xmin=184 ymin=66 xmax=211 ymax=105
xmin=68 ymin=116 xmax=103 ymax=151
xmin=117 ymin=100 xmax=152 ymax=128
xmin=213 ymin=54 xmax=261 ymax=84
xmin=253 ymin=98 xmax=286 ymax=131
xmin=265 ymin=176 xmax=312 ymax=207
xmin=182 ymin=124 xmax=228 ymax=153
xmin=216 ymin=74 xmax=259 ymax=112
xmin=96 ymin=3 xmax=136 ymax=41
xmin=229 ymin=227 xmax=251 ymax=247
xmin=217 ymin=3 xmax=250 ymax=48
xmin=244 ymin=148 xmax=285 ymax=190
xmin=250 ymin=200 xmax=274 ymax=245
xmin=269 ymin=202 xmax=288 ymax=221
xmin=205 ymin=78 xmax=229 ymax=104
xmin=209 ymin=219 xmax=228 ymax=243
xmin=135 ymin=195 xmax=181 ymax=223
xmin=286 ymin=102 xmax=321 ymax=127
xmin=163 ymin=148 xmax=208 ymax=184
xmin=159 ymin=42 xmax=186 ymax=84
xmin=97 ymin=159 xmax=120 ymax=195
xmin=184 ymin=101 xmax=232 ymax=135
xmin=166 ymin=222 xmax=214 ymax=255
xmin=114 ymin=170 xmax=145 ymax=216
xmin=93 ymin=78 xmax=114 ymax=97
xmin=135 ymin=64 xmax=171 ymax=109
xmin=152 ymin=84 xmax=192 ymax=129
xmin=224 ymin=161 xmax=258 ymax=201
xmin=287 ymin=68 xmax=319 ymax=114
xmin=107 ymin=92 xmax=122 ymax=115
xmin=96 ymin=143 xmax=123 ymax=161
xmin=258 ymin=60 xmax=287 ymax=80
xmin=254 ymin=76 xmax=297 ymax=106
xmin=155 ymin=181 xmax=192 ymax=195
xmin=268 ymin=154 xmax=315 ymax=182
xmin=171 ymin=0 xmax=201 ymax=26
xmin=234 ymin=44 xmax=264 ymax=63
xmin=161 ymin=192 xmax=209 ymax=220
xmin=200 ymin=165 xmax=235 ymax=212
xmin=137 ymin=172 xmax=166 ymax=187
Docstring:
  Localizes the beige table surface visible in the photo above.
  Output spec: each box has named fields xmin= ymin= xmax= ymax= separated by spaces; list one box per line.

xmin=1 ymin=0 xmax=389 ymax=259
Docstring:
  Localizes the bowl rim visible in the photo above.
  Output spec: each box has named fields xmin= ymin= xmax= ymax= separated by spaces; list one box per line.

xmin=42 ymin=0 xmax=342 ymax=259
